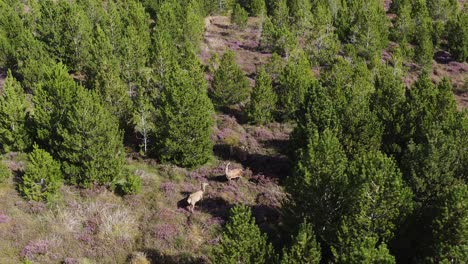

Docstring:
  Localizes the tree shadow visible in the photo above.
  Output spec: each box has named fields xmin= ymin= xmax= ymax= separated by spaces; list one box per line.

xmin=208 ymin=174 xmax=228 ymax=183
xmin=198 ymin=196 xmax=233 ymax=220
xmin=242 ymin=153 xmax=291 ymax=181
xmin=137 ymin=248 xmax=207 ymax=264
xmin=434 ymin=50 xmax=453 ymax=64
xmin=261 ymin=138 xmax=290 ymax=155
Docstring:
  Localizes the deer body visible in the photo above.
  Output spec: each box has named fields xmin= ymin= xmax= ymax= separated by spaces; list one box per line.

xmin=187 ymin=183 xmax=208 ymax=212
xmin=225 ymin=162 xmax=242 ymax=181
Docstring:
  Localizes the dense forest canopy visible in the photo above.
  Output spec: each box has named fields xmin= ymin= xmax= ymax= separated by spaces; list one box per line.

xmin=0 ymin=0 xmax=467 ymax=263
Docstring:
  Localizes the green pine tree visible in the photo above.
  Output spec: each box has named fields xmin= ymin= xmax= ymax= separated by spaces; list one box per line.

xmin=19 ymin=144 xmax=62 ymax=202
xmin=281 ymin=221 xmax=321 ymax=264
xmin=412 ymin=0 xmax=434 ymax=69
xmin=304 ymin=2 xmax=340 ymax=66
xmin=0 ymin=70 xmax=30 ymax=153
xmin=446 ymin=13 xmax=468 ymax=62
xmin=211 ymin=51 xmax=250 ymax=108
xmin=211 ymin=205 xmax=277 ymax=263
xmin=247 ymin=67 xmax=276 ymax=125
xmin=231 ymin=3 xmax=248 ymax=28
xmin=371 ymin=65 xmax=407 ymax=157
xmin=33 ymin=63 xmax=127 ymax=187
xmin=154 ymin=62 xmax=214 ymax=168
xmin=276 ymin=49 xmax=314 ymax=121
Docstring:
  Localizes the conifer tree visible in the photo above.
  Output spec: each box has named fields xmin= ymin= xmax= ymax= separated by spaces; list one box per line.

xmin=211 ymin=51 xmax=249 ymax=108
xmin=446 ymin=13 xmax=468 ymax=62
xmin=231 ymin=3 xmax=248 ymax=28
xmin=276 ymin=49 xmax=314 ymax=120
xmin=371 ymin=65 xmax=407 ymax=157
xmin=290 ymin=81 xmax=338 ymax=157
xmin=0 ymin=70 xmax=30 ymax=153
xmin=281 ymin=221 xmax=321 ymax=264
xmin=154 ymin=62 xmax=214 ymax=168
xmin=286 ymin=129 xmax=349 ymax=245
xmin=33 ymin=63 xmax=127 ymax=187
xmin=211 ymin=205 xmax=277 ymax=263
xmin=288 ymin=0 xmax=313 ymax=33
xmin=392 ymin=0 xmax=415 ymax=58
xmin=412 ymin=0 xmax=434 ymax=69
xmin=305 ymin=2 xmax=339 ymax=66
xmin=247 ymin=67 xmax=276 ymax=125
xmin=19 ymin=144 xmax=62 ymax=202
xmin=250 ymin=0 xmax=266 ymax=16
xmin=88 ymin=25 xmax=131 ymax=127
xmin=321 ymin=59 xmax=382 ymax=157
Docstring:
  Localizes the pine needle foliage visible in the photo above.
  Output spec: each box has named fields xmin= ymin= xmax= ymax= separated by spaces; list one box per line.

xmin=211 ymin=205 xmax=277 ymax=263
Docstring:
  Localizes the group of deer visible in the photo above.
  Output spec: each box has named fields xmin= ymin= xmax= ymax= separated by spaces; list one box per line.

xmin=186 ymin=162 xmax=242 ymax=212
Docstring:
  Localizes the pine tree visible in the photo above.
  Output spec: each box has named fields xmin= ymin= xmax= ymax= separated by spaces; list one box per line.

xmin=304 ymin=2 xmax=339 ymax=66
xmin=333 ymin=231 xmax=396 ymax=264
xmin=392 ymin=0 xmax=415 ymax=58
xmin=285 ymin=128 xmax=349 ymax=245
xmin=19 ymin=144 xmax=62 ymax=202
xmin=446 ymin=13 xmax=468 ymax=62
xmin=88 ymin=25 xmax=131 ymax=127
xmin=321 ymin=59 xmax=382 ymax=157
xmin=154 ymin=62 xmax=214 ymax=168
xmin=276 ymin=49 xmax=314 ymax=120
xmin=290 ymin=81 xmax=338 ymax=158
xmin=211 ymin=205 xmax=277 ymax=263
xmin=250 ymin=0 xmax=266 ymax=16
xmin=281 ymin=221 xmax=321 ymax=264
xmin=211 ymin=51 xmax=250 ymax=108
xmin=412 ymin=0 xmax=434 ymax=69
xmin=231 ymin=3 xmax=248 ymax=28
xmin=33 ymin=63 xmax=127 ymax=187
xmin=0 ymin=70 xmax=30 ymax=153
xmin=371 ymin=65 xmax=407 ymax=157
xmin=347 ymin=0 xmax=389 ymax=66
xmin=247 ymin=67 xmax=276 ymax=125
xmin=288 ymin=0 xmax=313 ymax=33
xmin=346 ymin=151 xmax=413 ymax=242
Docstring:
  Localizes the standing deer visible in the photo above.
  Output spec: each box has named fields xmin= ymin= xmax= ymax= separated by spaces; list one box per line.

xmin=225 ymin=162 xmax=243 ymax=181
xmin=187 ymin=183 xmax=209 ymax=212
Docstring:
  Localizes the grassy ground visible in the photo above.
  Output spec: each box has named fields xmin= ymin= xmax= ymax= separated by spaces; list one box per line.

xmin=0 ymin=116 xmax=291 ymax=264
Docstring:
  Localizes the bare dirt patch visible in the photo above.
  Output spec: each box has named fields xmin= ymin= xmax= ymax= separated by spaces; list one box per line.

xmin=200 ymin=16 xmax=271 ymax=79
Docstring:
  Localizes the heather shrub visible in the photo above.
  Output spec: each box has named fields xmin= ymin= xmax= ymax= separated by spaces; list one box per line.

xmin=0 ymin=161 xmax=11 ymax=183
xmin=19 ymin=145 xmax=62 ymax=202
xmin=129 ymin=252 xmax=150 ymax=264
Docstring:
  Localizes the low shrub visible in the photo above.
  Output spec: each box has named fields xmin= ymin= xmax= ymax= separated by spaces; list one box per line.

xmin=114 ymin=172 xmax=141 ymax=195
xmin=19 ymin=145 xmax=62 ymax=202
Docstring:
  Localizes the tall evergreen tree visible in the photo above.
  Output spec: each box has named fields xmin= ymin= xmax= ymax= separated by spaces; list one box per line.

xmin=304 ymin=2 xmax=339 ymax=66
xmin=0 ymin=70 xmax=30 ymax=153
xmin=211 ymin=205 xmax=277 ymax=263
xmin=211 ymin=51 xmax=250 ymax=108
xmin=276 ymin=49 xmax=314 ymax=120
xmin=281 ymin=221 xmax=321 ymax=264
xmin=33 ymin=63 xmax=127 ymax=187
xmin=247 ymin=67 xmax=276 ymax=125
xmin=371 ymin=65 xmax=407 ymax=157
xmin=412 ymin=0 xmax=434 ymax=69
xmin=286 ymin=128 xmax=349 ymax=246
xmin=154 ymin=62 xmax=214 ymax=168
xmin=446 ymin=13 xmax=468 ymax=62
xmin=231 ymin=3 xmax=248 ymax=28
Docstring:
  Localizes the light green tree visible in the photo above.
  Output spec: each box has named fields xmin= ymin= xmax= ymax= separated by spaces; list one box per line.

xmin=247 ymin=67 xmax=276 ymax=125
xmin=0 ymin=70 xmax=30 ymax=153
xmin=19 ymin=144 xmax=62 ymax=202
